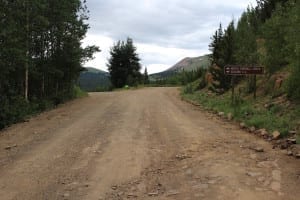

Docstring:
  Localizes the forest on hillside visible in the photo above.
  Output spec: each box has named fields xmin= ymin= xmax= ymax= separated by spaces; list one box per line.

xmin=78 ymin=68 xmax=111 ymax=92
xmin=209 ymin=0 xmax=299 ymax=99
xmin=0 ymin=0 xmax=99 ymax=129
xmin=180 ymin=0 xmax=300 ymax=138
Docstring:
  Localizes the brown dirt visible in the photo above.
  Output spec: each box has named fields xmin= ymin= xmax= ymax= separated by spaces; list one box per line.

xmin=0 ymin=87 xmax=299 ymax=200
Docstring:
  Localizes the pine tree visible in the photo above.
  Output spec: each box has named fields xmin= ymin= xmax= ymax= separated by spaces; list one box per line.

xmin=235 ymin=9 xmax=258 ymax=65
xmin=107 ymin=38 xmax=142 ymax=88
xmin=256 ymin=0 xmax=289 ymax=22
xmin=209 ymin=23 xmax=224 ymax=67
xmin=286 ymin=0 xmax=300 ymax=99
xmin=144 ymin=67 xmax=149 ymax=84
xmin=262 ymin=2 xmax=289 ymax=74
xmin=209 ymin=22 xmax=235 ymax=91
xmin=234 ymin=8 xmax=260 ymax=93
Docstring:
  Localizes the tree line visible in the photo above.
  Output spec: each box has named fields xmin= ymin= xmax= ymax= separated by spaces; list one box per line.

xmin=152 ymin=68 xmax=206 ymax=87
xmin=209 ymin=0 xmax=299 ymax=99
xmin=0 ymin=0 xmax=99 ymax=129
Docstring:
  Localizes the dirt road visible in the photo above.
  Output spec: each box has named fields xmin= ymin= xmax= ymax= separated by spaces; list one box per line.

xmin=0 ymin=87 xmax=299 ymax=200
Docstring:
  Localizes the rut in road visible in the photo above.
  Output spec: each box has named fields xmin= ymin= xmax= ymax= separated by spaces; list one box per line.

xmin=0 ymin=87 xmax=299 ymax=200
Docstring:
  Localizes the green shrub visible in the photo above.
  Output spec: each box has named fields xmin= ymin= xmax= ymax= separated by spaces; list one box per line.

xmin=37 ymin=99 xmax=54 ymax=111
xmin=296 ymin=135 xmax=300 ymax=145
xmin=183 ymin=84 xmax=194 ymax=94
xmin=0 ymin=85 xmax=89 ymax=130
xmin=95 ymin=85 xmax=113 ymax=92
xmin=182 ymin=79 xmax=206 ymax=94
xmin=270 ymin=104 xmax=282 ymax=114
xmin=0 ymin=96 xmax=30 ymax=129
xmin=287 ymin=65 xmax=300 ymax=100
xmin=73 ymin=85 xmax=88 ymax=98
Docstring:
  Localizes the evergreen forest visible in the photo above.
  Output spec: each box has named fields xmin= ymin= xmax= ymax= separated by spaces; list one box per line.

xmin=209 ymin=0 xmax=299 ymax=99
xmin=0 ymin=0 xmax=99 ymax=129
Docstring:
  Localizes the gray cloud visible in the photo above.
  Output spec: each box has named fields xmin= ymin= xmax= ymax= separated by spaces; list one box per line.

xmin=83 ymin=0 xmax=256 ymax=73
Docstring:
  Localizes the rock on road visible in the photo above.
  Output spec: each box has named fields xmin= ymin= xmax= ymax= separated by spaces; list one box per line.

xmin=0 ymin=87 xmax=299 ymax=200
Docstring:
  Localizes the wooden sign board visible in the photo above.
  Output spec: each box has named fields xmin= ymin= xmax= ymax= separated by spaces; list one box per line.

xmin=224 ymin=65 xmax=264 ymax=75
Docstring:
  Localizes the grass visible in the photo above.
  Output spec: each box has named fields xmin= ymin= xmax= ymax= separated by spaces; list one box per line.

xmin=181 ymin=89 xmax=299 ymax=137
xmin=73 ymin=85 xmax=88 ymax=98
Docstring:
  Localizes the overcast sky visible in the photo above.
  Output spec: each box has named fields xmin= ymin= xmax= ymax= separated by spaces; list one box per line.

xmin=82 ymin=0 xmax=257 ymax=74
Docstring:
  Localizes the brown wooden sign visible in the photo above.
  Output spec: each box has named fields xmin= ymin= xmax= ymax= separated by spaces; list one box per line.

xmin=224 ymin=65 xmax=264 ymax=75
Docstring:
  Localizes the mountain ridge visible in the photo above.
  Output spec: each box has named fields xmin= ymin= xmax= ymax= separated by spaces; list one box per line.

xmin=150 ymin=54 xmax=211 ymax=79
xmin=165 ymin=55 xmax=210 ymax=72
xmin=82 ymin=67 xmax=108 ymax=74
xmin=78 ymin=67 xmax=111 ymax=91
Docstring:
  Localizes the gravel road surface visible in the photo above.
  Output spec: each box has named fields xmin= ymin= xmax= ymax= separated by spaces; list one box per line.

xmin=0 ymin=87 xmax=299 ymax=200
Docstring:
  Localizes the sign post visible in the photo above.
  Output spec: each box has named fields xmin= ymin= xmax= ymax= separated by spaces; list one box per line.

xmin=224 ymin=65 xmax=264 ymax=75
xmin=224 ymin=65 xmax=264 ymax=102
xmin=231 ymin=75 xmax=235 ymax=104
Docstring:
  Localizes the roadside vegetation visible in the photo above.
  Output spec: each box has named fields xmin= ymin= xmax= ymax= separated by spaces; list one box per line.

xmin=0 ymin=1 xmax=99 ymax=129
xmin=182 ymin=85 xmax=300 ymax=137
xmin=179 ymin=0 xmax=300 ymax=141
xmin=73 ymin=86 xmax=88 ymax=98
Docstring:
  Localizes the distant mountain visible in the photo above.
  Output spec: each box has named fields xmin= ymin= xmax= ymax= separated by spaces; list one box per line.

xmin=166 ymin=55 xmax=210 ymax=72
xmin=150 ymin=55 xmax=211 ymax=79
xmin=78 ymin=67 xmax=111 ymax=92
xmin=84 ymin=67 xmax=108 ymax=74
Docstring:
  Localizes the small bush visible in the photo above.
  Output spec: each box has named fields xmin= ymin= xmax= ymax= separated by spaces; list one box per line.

xmin=37 ymin=99 xmax=54 ymax=111
xmin=245 ymin=115 xmax=265 ymax=128
xmin=0 ymin=85 xmax=89 ymax=130
xmin=296 ymin=135 xmax=300 ymax=145
xmin=0 ymin=96 xmax=30 ymax=129
xmin=182 ymin=79 xmax=206 ymax=94
xmin=95 ymin=85 xmax=113 ymax=92
xmin=287 ymin=68 xmax=300 ymax=100
xmin=183 ymin=84 xmax=194 ymax=94
xmin=73 ymin=85 xmax=88 ymax=98
xmin=269 ymin=104 xmax=282 ymax=114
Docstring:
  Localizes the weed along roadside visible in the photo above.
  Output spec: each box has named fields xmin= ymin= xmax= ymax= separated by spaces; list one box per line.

xmin=181 ymin=85 xmax=300 ymax=159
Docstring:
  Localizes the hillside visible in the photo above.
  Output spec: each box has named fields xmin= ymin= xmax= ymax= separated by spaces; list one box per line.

xmin=84 ymin=67 xmax=107 ymax=74
xmin=78 ymin=67 xmax=111 ymax=92
xmin=150 ymin=55 xmax=210 ymax=79
xmin=166 ymin=55 xmax=210 ymax=72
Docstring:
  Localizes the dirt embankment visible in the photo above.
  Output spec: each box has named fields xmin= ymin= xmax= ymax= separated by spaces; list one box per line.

xmin=0 ymin=87 xmax=299 ymax=200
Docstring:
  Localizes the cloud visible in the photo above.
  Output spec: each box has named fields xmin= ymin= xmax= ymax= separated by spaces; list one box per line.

xmin=83 ymin=0 xmax=257 ymax=74
xmin=82 ymin=34 xmax=113 ymax=69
